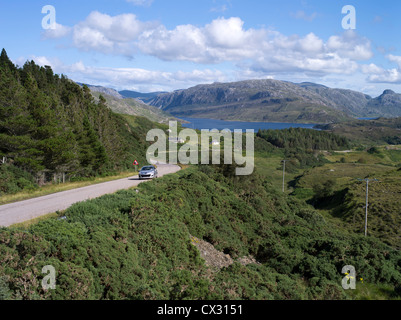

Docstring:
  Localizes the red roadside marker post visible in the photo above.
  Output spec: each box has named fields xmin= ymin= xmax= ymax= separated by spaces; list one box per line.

xmin=133 ymin=160 xmax=139 ymax=171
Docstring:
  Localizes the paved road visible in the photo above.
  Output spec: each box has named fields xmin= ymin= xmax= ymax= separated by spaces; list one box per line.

xmin=0 ymin=164 xmax=180 ymax=227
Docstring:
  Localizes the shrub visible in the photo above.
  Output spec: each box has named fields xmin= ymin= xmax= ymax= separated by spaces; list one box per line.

xmin=368 ymin=147 xmax=381 ymax=154
xmin=1 ymin=166 xmax=400 ymax=300
xmin=357 ymin=157 xmax=367 ymax=164
xmin=0 ymin=164 xmax=37 ymax=195
xmin=0 ymin=276 xmax=11 ymax=300
xmin=313 ymin=179 xmax=336 ymax=199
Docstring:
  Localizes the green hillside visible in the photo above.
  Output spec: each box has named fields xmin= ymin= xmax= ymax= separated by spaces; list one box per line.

xmin=253 ymin=126 xmax=401 ymax=255
xmin=291 ymin=146 xmax=401 ymax=250
xmin=0 ymin=49 xmax=160 ymax=196
xmin=316 ymin=117 xmax=401 ymax=145
xmin=1 ymin=164 xmax=401 ymax=300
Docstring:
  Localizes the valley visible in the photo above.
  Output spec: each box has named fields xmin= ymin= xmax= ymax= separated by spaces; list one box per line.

xmin=1 ymin=51 xmax=401 ymax=301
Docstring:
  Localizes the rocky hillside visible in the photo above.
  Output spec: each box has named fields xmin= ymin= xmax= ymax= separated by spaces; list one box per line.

xmin=119 ymin=90 xmax=166 ymax=104
xmin=78 ymin=83 xmax=124 ymax=100
xmin=90 ymin=91 xmax=179 ymax=124
xmin=148 ymin=79 xmax=401 ymax=123
xmin=149 ymin=80 xmax=353 ymax=123
xmin=298 ymin=82 xmax=372 ymax=116
xmin=77 ymin=83 xmax=180 ymax=124
xmin=367 ymin=90 xmax=401 ymax=118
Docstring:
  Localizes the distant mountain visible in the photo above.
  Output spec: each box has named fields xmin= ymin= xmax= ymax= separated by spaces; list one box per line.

xmin=297 ymin=82 xmax=372 ymax=117
xmin=90 ymin=91 xmax=180 ymax=124
xmin=77 ymin=83 xmax=124 ymax=100
xmin=119 ymin=90 xmax=167 ymax=104
xmin=148 ymin=79 xmax=401 ymax=123
xmin=148 ymin=79 xmax=354 ymax=124
xmin=366 ymin=90 xmax=401 ymax=118
xmin=75 ymin=83 xmax=179 ymax=124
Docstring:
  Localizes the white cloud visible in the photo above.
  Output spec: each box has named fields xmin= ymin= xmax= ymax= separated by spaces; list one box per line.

xmin=138 ymin=17 xmax=267 ymax=63
xmin=210 ymin=0 xmax=231 ymax=13
xmin=31 ymin=56 xmax=54 ymax=67
xmin=138 ymin=18 xmax=372 ymax=75
xmin=43 ymin=12 xmax=376 ymax=80
xmin=297 ymin=33 xmax=324 ymax=53
xmin=387 ymin=54 xmax=401 ymax=69
xmin=126 ymin=0 xmax=153 ymax=7
xmin=14 ymin=55 xmax=64 ymax=71
xmin=246 ymin=30 xmax=369 ymax=76
xmin=210 ymin=5 xmax=228 ymax=13
xmin=138 ymin=24 xmax=208 ymax=62
xmin=327 ymin=31 xmax=373 ymax=60
xmin=362 ymin=55 xmax=401 ymax=84
xmin=291 ymin=10 xmax=317 ymax=22
xmin=72 ymin=65 xmax=227 ymax=92
xmin=18 ymin=53 xmax=400 ymax=96
xmin=41 ymin=23 xmax=71 ymax=39
xmin=205 ymin=17 xmax=256 ymax=48
xmin=367 ymin=68 xmax=401 ymax=83
xmin=29 ymin=58 xmax=227 ymax=92
xmin=361 ymin=63 xmax=385 ymax=74
xmin=72 ymin=11 xmax=156 ymax=56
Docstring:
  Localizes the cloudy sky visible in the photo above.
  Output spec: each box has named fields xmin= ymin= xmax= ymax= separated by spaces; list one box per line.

xmin=1 ymin=0 xmax=401 ymax=96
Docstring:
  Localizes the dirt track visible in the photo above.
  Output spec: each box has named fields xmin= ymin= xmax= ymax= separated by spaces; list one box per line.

xmin=0 ymin=164 xmax=180 ymax=227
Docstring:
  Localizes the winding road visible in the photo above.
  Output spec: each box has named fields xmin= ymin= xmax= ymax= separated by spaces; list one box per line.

xmin=0 ymin=164 xmax=181 ymax=227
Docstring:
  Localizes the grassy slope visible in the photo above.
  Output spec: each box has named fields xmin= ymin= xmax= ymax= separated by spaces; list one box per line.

xmin=316 ymin=118 xmax=401 ymax=145
xmin=290 ymin=147 xmax=401 ymax=249
xmin=1 ymin=163 xmax=401 ymax=300
xmin=252 ymin=128 xmax=401 ymax=299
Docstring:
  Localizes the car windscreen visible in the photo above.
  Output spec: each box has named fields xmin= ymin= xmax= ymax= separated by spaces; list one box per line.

xmin=141 ymin=167 xmax=154 ymax=171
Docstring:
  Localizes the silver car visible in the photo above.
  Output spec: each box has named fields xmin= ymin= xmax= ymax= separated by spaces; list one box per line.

xmin=138 ymin=165 xmax=158 ymax=180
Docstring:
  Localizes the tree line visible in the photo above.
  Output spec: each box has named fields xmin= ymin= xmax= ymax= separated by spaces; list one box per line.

xmin=256 ymin=127 xmax=350 ymax=151
xmin=0 ymin=49 xmax=150 ymax=195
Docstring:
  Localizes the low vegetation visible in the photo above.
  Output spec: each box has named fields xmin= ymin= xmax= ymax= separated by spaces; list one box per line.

xmin=1 ymin=164 xmax=401 ymax=300
xmin=316 ymin=117 xmax=401 ymax=145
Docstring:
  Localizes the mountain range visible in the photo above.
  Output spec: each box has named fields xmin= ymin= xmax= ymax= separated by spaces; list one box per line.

xmin=119 ymin=90 xmax=166 ymax=104
xmin=147 ymin=79 xmax=401 ymax=123
xmin=77 ymin=83 xmax=178 ymax=124
xmin=78 ymin=79 xmax=401 ymax=124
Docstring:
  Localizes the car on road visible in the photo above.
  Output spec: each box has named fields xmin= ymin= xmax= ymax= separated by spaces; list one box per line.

xmin=138 ymin=165 xmax=158 ymax=180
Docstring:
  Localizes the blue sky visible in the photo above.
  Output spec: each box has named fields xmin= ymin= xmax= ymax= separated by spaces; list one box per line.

xmin=1 ymin=0 xmax=401 ymax=96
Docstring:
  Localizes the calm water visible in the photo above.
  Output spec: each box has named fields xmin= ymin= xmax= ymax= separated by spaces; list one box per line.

xmin=180 ymin=117 xmax=319 ymax=131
